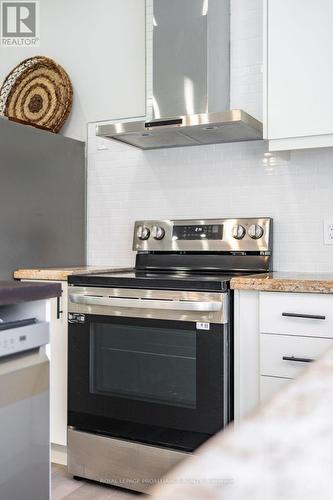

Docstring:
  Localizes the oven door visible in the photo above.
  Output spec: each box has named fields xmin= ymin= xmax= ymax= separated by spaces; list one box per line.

xmin=68 ymin=286 xmax=231 ymax=452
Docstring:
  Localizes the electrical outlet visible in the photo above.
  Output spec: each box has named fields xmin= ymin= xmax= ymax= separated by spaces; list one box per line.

xmin=324 ymin=219 xmax=333 ymax=245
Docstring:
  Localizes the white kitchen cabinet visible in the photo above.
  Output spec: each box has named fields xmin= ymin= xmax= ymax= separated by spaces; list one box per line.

xmin=234 ymin=289 xmax=333 ymax=418
xmin=259 ymin=291 xmax=333 ymax=402
xmin=234 ymin=290 xmax=261 ymax=421
xmin=48 ymin=282 xmax=68 ymax=448
xmin=22 ymin=279 xmax=68 ymax=465
xmin=265 ymin=0 xmax=333 ymax=151
xmin=260 ymin=375 xmax=290 ymax=403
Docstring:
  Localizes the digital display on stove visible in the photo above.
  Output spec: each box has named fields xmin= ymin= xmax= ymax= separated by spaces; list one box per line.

xmin=172 ymin=224 xmax=223 ymax=240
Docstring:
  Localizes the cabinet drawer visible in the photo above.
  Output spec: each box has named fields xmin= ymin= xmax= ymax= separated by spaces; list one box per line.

xmin=259 ymin=292 xmax=333 ymax=337
xmin=260 ymin=375 xmax=290 ymax=403
xmin=260 ymin=333 xmax=333 ymax=379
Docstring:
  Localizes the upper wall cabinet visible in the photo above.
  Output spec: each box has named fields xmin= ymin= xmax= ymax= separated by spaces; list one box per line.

xmin=265 ymin=0 xmax=333 ymax=151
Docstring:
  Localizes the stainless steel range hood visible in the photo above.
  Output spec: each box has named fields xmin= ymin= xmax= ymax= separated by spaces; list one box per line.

xmin=97 ymin=0 xmax=263 ymax=150
xmin=96 ymin=110 xmax=262 ymax=150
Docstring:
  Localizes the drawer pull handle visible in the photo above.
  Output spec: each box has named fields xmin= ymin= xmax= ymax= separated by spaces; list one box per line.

xmin=282 ymin=312 xmax=326 ymax=320
xmin=282 ymin=356 xmax=314 ymax=363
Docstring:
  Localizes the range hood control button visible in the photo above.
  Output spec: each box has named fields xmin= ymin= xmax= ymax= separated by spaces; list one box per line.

xmin=152 ymin=226 xmax=165 ymax=240
xmin=232 ymin=224 xmax=246 ymax=240
xmin=248 ymin=224 xmax=264 ymax=239
xmin=137 ymin=226 xmax=150 ymax=240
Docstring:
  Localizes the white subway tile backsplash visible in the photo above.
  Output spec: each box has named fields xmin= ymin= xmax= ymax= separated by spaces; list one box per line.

xmin=87 ymin=136 xmax=333 ymax=272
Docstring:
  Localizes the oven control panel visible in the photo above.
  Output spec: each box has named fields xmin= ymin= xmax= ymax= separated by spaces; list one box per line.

xmin=133 ymin=218 xmax=272 ymax=253
xmin=172 ymin=224 xmax=223 ymax=241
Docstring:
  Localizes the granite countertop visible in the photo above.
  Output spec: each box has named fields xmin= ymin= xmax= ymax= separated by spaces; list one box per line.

xmin=151 ymin=348 xmax=333 ymax=500
xmin=14 ymin=266 xmax=132 ymax=281
xmin=0 ymin=281 xmax=61 ymax=305
xmin=231 ymin=272 xmax=333 ymax=293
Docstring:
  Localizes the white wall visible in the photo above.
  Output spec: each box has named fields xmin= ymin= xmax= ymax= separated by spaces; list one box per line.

xmin=0 ymin=0 xmax=146 ymax=141
xmin=86 ymin=0 xmax=333 ymax=273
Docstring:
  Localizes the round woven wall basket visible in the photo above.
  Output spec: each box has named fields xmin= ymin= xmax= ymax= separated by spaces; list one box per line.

xmin=0 ymin=56 xmax=73 ymax=133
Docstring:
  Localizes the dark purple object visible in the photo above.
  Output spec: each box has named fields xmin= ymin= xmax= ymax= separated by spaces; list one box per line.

xmin=0 ymin=280 xmax=61 ymax=305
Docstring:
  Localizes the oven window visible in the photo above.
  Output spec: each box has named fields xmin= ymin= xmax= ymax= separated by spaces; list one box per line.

xmin=90 ymin=322 xmax=197 ymax=408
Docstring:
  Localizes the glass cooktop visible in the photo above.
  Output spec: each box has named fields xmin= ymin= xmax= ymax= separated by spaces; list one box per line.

xmin=69 ymin=269 xmax=252 ymax=292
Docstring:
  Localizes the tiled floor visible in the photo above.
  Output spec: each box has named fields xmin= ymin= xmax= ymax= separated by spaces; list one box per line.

xmin=51 ymin=464 xmax=141 ymax=500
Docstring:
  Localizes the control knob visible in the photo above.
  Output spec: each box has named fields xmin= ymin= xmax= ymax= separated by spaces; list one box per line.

xmin=136 ymin=225 xmax=150 ymax=240
xmin=152 ymin=225 xmax=165 ymax=240
xmin=248 ymin=224 xmax=264 ymax=239
xmin=232 ymin=224 xmax=246 ymax=240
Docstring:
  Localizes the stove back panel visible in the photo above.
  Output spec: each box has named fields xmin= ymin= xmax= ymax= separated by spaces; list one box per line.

xmin=135 ymin=252 xmax=272 ymax=273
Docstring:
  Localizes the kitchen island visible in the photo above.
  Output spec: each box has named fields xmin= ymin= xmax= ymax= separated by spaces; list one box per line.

xmin=151 ymin=347 xmax=333 ymax=500
xmin=0 ymin=280 xmax=61 ymax=500
xmin=0 ymin=279 xmax=61 ymax=303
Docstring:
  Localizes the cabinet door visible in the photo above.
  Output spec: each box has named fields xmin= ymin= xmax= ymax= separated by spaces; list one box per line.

xmin=49 ymin=282 xmax=68 ymax=447
xmin=259 ymin=292 xmax=333 ymax=338
xmin=267 ymin=0 xmax=333 ymax=147
xmin=260 ymin=333 xmax=333 ymax=379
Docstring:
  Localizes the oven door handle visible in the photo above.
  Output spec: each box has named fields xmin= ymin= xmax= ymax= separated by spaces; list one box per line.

xmin=68 ymin=293 xmax=222 ymax=312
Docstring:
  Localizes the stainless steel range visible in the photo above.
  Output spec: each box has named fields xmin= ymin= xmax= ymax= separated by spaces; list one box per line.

xmin=67 ymin=218 xmax=273 ymax=493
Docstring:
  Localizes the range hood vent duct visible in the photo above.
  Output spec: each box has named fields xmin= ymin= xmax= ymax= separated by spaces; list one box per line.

xmin=97 ymin=0 xmax=263 ymax=150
